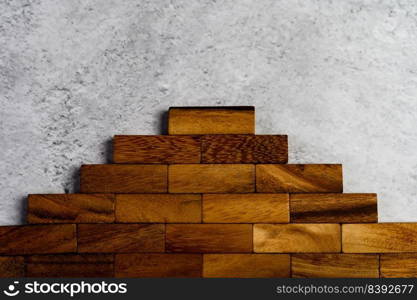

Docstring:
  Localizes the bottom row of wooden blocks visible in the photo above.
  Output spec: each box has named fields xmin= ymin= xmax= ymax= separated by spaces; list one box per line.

xmin=1 ymin=253 xmax=417 ymax=278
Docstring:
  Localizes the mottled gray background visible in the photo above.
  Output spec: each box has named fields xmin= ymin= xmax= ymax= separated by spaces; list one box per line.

xmin=1 ymin=0 xmax=416 ymax=225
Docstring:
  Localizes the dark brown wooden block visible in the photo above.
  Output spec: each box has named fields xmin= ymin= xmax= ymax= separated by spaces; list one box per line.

xmin=26 ymin=254 xmax=114 ymax=277
xmin=80 ymin=164 xmax=167 ymax=193
xmin=169 ymin=164 xmax=255 ymax=193
xmin=256 ymin=164 xmax=343 ymax=193
xmin=27 ymin=194 xmax=115 ymax=224
xmin=166 ymin=224 xmax=253 ymax=253
xmin=115 ymin=194 xmax=201 ymax=223
xmin=290 ymin=193 xmax=377 ymax=223
xmin=0 ymin=225 xmax=76 ymax=255
xmin=115 ymin=254 xmax=202 ymax=277
xmin=380 ymin=254 xmax=417 ymax=278
xmin=291 ymin=254 xmax=379 ymax=278
xmin=78 ymin=224 xmax=165 ymax=253
xmin=201 ymin=135 xmax=287 ymax=163
xmin=168 ymin=106 xmax=255 ymax=135
xmin=0 ymin=256 xmax=24 ymax=277
xmin=203 ymin=254 xmax=290 ymax=278
xmin=113 ymin=135 xmax=201 ymax=163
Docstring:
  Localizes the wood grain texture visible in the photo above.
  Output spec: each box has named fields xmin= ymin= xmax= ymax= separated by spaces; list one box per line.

xmin=380 ymin=254 xmax=417 ymax=278
xmin=113 ymin=135 xmax=201 ymax=163
xmin=169 ymin=164 xmax=255 ymax=193
xmin=290 ymin=193 xmax=377 ymax=223
xmin=168 ymin=106 xmax=255 ymax=135
xmin=27 ymin=194 xmax=115 ymax=224
xmin=166 ymin=224 xmax=253 ymax=253
xmin=0 ymin=256 xmax=24 ymax=277
xmin=78 ymin=224 xmax=165 ymax=253
xmin=80 ymin=164 xmax=167 ymax=193
xmin=343 ymin=223 xmax=417 ymax=253
xmin=203 ymin=254 xmax=290 ymax=278
xmin=291 ymin=254 xmax=379 ymax=278
xmin=254 ymin=224 xmax=341 ymax=253
xmin=201 ymin=135 xmax=287 ymax=163
xmin=115 ymin=194 xmax=201 ymax=223
xmin=203 ymin=194 xmax=289 ymax=223
xmin=115 ymin=254 xmax=202 ymax=278
xmin=26 ymin=254 xmax=114 ymax=277
xmin=0 ymin=225 xmax=76 ymax=255
xmin=256 ymin=164 xmax=343 ymax=193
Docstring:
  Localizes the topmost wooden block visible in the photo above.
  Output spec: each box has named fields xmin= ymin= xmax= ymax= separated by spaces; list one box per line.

xmin=168 ymin=107 xmax=255 ymax=135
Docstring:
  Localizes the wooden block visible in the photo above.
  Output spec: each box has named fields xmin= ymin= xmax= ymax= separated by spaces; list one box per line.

xmin=116 ymin=194 xmax=201 ymax=223
xmin=380 ymin=254 xmax=417 ymax=278
xmin=203 ymin=254 xmax=290 ymax=278
xmin=0 ymin=225 xmax=76 ymax=255
xmin=80 ymin=164 xmax=167 ymax=193
xmin=254 ymin=224 xmax=341 ymax=253
xmin=27 ymin=194 xmax=114 ymax=224
xmin=166 ymin=224 xmax=253 ymax=253
xmin=113 ymin=135 xmax=201 ymax=164
xmin=290 ymin=193 xmax=377 ymax=223
xmin=168 ymin=106 xmax=255 ymax=135
xmin=343 ymin=223 xmax=417 ymax=253
xmin=201 ymin=135 xmax=287 ymax=163
xmin=256 ymin=164 xmax=343 ymax=193
xmin=115 ymin=254 xmax=202 ymax=277
xmin=0 ymin=257 xmax=24 ymax=277
xmin=203 ymin=194 xmax=289 ymax=223
xmin=169 ymin=164 xmax=254 ymax=193
xmin=78 ymin=224 xmax=165 ymax=253
xmin=291 ymin=254 xmax=379 ymax=278
xmin=26 ymin=254 xmax=114 ymax=277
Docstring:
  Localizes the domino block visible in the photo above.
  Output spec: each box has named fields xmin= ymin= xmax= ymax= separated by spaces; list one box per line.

xmin=380 ymin=254 xmax=417 ymax=278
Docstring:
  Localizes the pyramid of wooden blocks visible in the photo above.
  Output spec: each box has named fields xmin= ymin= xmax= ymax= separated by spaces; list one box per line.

xmin=1 ymin=106 xmax=416 ymax=278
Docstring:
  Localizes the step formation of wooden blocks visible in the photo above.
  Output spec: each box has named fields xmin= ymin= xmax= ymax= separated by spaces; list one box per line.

xmin=1 ymin=106 xmax=415 ymax=278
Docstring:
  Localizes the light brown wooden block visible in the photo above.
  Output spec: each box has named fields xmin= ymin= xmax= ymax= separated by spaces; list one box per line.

xmin=0 ymin=257 xmax=24 ymax=277
xmin=203 ymin=194 xmax=289 ymax=223
xmin=203 ymin=254 xmax=290 ymax=278
xmin=115 ymin=254 xmax=202 ymax=278
xmin=380 ymin=254 xmax=417 ymax=278
xmin=26 ymin=254 xmax=114 ymax=277
xmin=291 ymin=254 xmax=379 ymax=278
xmin=169 ymin=164 xmax=254 ymax=193
xmin=78 ymin=224 xmax=165 ymax=253
xmin=254 ymin=224 xmax=341 ymax=253
xmin=27 ymin=194 xmax=114 ymax=224
xmin=256 ymin=164 xmax=343 ymax=193
xmin=201 ymin=135 xmax=287 ymax=163
xmin=80 ymin=164 xmax=167 ymax=193
xmin=168 ymin=106 xmax=255 ymax=135
xmin=0 ymin=225 xmax=76 ymax=255
xmin=343 ymin=223 xmax=417 ymax=253
xmin=115 ymin=194 xmax=201 ymax=223
xmin=290 ymin=194 xmax=377 ymax=223
xmin=113 ymin=135 xmax=201 ymax=164
xmin=166 ymin=224 xmax=253 ymax=253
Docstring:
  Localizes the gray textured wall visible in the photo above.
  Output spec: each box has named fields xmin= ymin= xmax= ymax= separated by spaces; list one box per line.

xmin=1 ymin=0 xmax=417 ymax=225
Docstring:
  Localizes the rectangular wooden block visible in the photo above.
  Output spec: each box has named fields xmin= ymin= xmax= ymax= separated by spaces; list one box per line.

xmin=26 ymin=254 xmax=114 ymax=277
xmin=78 ymin=224 xmax=165 ymax=253
xmin=116 ymin=194 xmax=201 ymax=223
xmin=291 ymin=254 xmax=379 ymax=278
xmin=290 ymin=193 xmax=377 ymax=223
xmin=80 ymin=164 xmax=167 ymax=193
xmin=27 ymin=194 xmax=115 ymax=224
xmin=169 ymin=164 xmax=255 ymax=193
xmin=343 ymin=223 xmax=417 ymax=253
xmin=115 ymin=254 xmax=202 ymax=278
xmin=0 ymin=224 xmax=76 ymax=255
xmin=201 ymin=135 xmax=287 ymax=163
xmin=168 ymin=106 xmax=255 ymax=135
xmin=0 ymin=256 xmax=24 ymax=277
xmin=254 ymin=224 xmax=341 ymax=253
xmin=203 ymin=194 xmax=289 ymax=223
xmin=256 ymin=164 xmax=343 ymax=193
xmin=166 ymin=224 xmax=253 ymax=253
xmin=203 ymin=254 xmax=290 ymax=278
xmin=380 ymin=254 xmax=417 ymax=278
xmin=113 ymin=135 xmax=201 ymax=164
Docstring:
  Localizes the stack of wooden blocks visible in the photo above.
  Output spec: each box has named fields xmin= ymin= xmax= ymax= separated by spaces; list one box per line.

xmin=0 ymin=106 xmax=416 ymax=278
